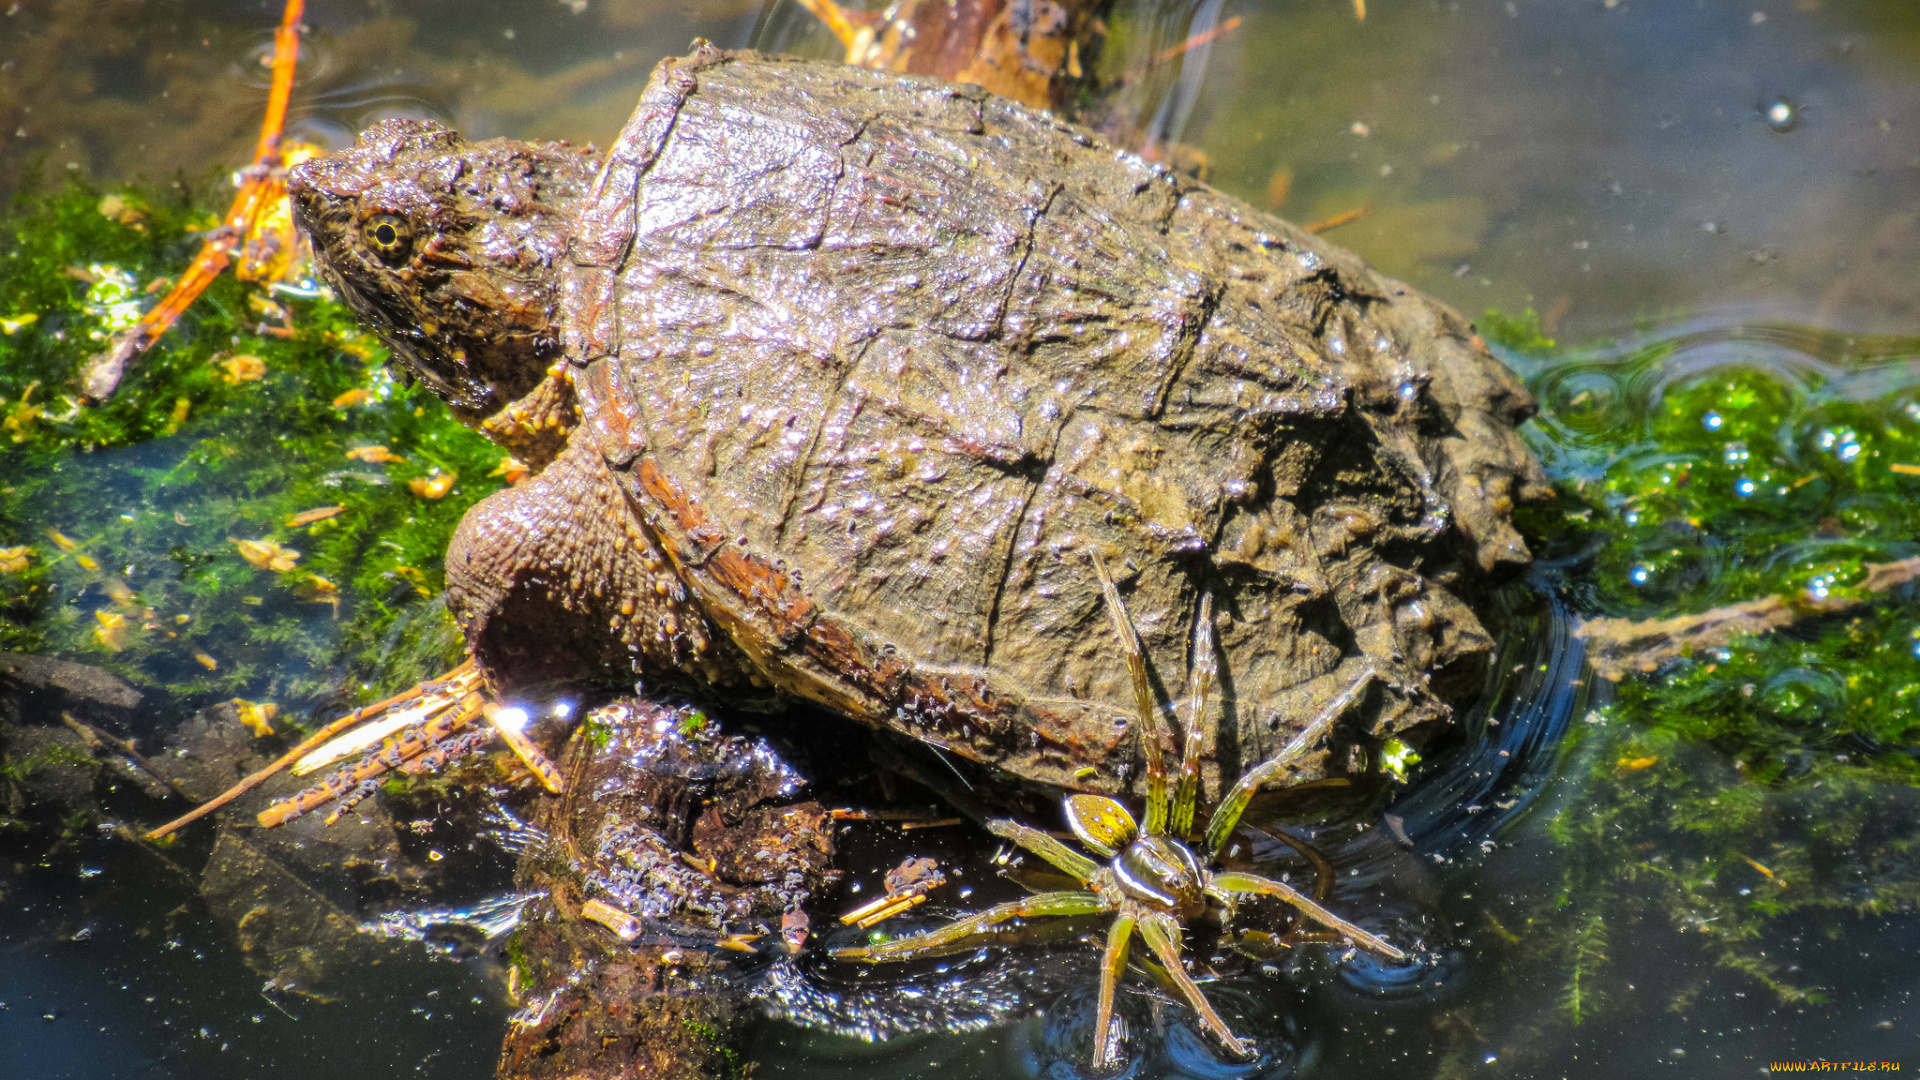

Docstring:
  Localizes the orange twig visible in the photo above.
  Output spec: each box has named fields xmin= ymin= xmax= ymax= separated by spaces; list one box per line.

xmin=142 ymin=658 xmax=474 ymax=840
xmin=791 ymin=0 xmax=870 ymax=51
xmin=1117 ymin=16 xmax=1242 ymax=87
xmin=254 ymin=1 xmax=305 ymax=166
xmin=1306 ymin=204 xmax=1373 ymax=233
xmin=1153 ymin=14 xmax=1241 ymax=66
xmin=81 ymin=0 xmax=306 ymax=401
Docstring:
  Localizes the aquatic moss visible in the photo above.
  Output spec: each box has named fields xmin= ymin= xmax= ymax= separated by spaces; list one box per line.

xmin=0 ymin=177 xmax=504 ymax=716
xmin=0 ymin=737 xmax=96 ymax=782
xmin=580 ymin=717 xmax=614 ymax=750
xmin=1559 ymin=911 xmax=1608 ymax=1025
xmin=1477 ymin=307 xmax=1558 ymax=355
xmin=681 ymin=1016 xmax=744 ymax=1078
xmin=1509 ymin=319 xmax=1920 ymax=1016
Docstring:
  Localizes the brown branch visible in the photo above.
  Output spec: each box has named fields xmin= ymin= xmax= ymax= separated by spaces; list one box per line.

xmin=60 ymin=712 xmax=201 ymax=804
xmin=256 ymin=690 xmax=485 ymax=828
xmin=142 ymin=659 xmax=474 ymax=840
xmin=1306 ymin=204 xmax=1374 ymax=234
xmin=80 ymin=0 xmax=305 ymax=401
xmin=791 ymin=0 xmax=1114 ymax=114
xmin=1577 ymin=555 xmax=1920 ymax=682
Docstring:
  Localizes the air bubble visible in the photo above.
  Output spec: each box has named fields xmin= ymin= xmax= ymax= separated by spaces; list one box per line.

xmin=1765 ymin=96 xmax=1798 ymax=133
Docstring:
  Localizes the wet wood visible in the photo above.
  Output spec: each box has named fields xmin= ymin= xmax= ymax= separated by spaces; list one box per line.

xmin=1579 ymin=554 xmax=1920 ymax=682
xmin=499 ymin=699 xmax=840 ymax=1080
xmin=800 ymin=0 xmax=1113 ymax=113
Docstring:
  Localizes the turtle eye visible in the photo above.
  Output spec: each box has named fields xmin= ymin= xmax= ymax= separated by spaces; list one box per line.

xmin=362 ymin=214 xmax=411 ymax=264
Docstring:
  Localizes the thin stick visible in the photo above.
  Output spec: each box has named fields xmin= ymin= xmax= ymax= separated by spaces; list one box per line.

xmin=61 ymin=713 xmax=200 ymax=804
xmin=790 ymin=0 xmax=867 ymax=50
xmin=252 ymin=0 xmax=305 ymax=167
xmin=1151 ymin=14 xmax=1242 ymax=67
xmin=1579 ymin=555 xmax=1920 ymax=682
xmin=1116 ymin=16 xmax=1244 ymax=87
xmin=1306 ymin=204 xmax=1373 ymax=234
xmin=81 ymin=0 xmax=306 ymax=400
xmin=483 ymin=703 xmax=565 ymax=794
xmin=142 ymin=659 xmax=472 ymax=840
xmin=277 ymin=691 xmax=484 ymax=827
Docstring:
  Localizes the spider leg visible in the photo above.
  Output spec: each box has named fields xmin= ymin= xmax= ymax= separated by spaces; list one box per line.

xmin=1170 ymin=591 xmax=1216 ymax=841
xmin=987 ymin=818 xmax=1101 ymax=883
xmin=1202 ymin=662 xmax=1376 ymax=857
xmin=1208 ymin=870 xmax=1406 ymax=960
xmin=1136 ymin=912 xmax=1254 ymax=1061
xmin=1092 ymin=550 xmax=1172 ymax=835
xmin=832 ymin=890 xmax=1104 ymax=962
xmin=1092 ymin=913 xmax=1136 ymax=1072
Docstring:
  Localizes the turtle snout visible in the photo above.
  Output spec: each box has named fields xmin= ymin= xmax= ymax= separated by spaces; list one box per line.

xmin=284 ymin=154 xmax=361 ymax=230
xmin=284 ymin=160 xmax=323 ymax=220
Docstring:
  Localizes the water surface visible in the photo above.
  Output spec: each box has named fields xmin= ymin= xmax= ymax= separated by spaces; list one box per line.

xmin=3 ymin=1 xmax=1918 ymax=1077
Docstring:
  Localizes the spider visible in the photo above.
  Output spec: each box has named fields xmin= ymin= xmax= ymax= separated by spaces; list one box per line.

xmin=834 ymin=555 xmax=1408 ymax=1069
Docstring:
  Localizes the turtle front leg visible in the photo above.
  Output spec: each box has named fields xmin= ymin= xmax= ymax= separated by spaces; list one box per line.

xmin=477 ymin=360 xmax=578 ymax=472
xmin=159 ymin=433 xmax=753 ymax=837
xmin=446 ymin=429 xmax=747 ymax=691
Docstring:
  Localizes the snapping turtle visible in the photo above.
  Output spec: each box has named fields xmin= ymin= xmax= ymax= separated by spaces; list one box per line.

xmin=290 ymin=45 xmax=1546 ymax=810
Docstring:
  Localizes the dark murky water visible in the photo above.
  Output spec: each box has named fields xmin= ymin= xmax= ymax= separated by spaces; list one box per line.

xmin=4 ymin=1 xmax=1919 ymax=1077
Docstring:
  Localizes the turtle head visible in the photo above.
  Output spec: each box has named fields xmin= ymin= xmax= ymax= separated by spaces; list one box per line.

xmin=290 ymin=119 xmax=598 ymax=422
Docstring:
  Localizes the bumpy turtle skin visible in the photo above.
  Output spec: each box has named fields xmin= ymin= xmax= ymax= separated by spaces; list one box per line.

xmin=563 ymin=49 xmax=1547 ymax=797
xmin=293 ymin=120 xmax=598 ymax=422
xmin=443 ymin=433 xmax=752 ymax=694
xmin=291 ymin=49 xmax=1549 ymax=804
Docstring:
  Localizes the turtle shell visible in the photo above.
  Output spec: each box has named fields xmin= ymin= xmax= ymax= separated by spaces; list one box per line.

xmin=563 ymin=49 xmax=1546 ymax=797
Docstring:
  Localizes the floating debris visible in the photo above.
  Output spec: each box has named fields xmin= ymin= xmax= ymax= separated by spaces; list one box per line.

xmin=582 ymin=898 xmax=643 ymax=941
xmin=232 ymin=537 xmax=299 ymax=573
xmin=284 ymin=505 xmax=345 ymax=527
xmin=231 ymin=699 xmax=279 ymax=737
xmin=409 ymin=469 xmax=456 ymax=500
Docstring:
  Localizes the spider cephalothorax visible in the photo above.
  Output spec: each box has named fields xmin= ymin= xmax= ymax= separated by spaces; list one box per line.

xmin=836 ymin=555 xmax=1408 ymax=1068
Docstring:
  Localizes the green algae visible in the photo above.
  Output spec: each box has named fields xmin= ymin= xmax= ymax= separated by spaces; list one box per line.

xmin=0 ymin=177 xmax=504 ymax=717
xmin=1506 ymin=322 xmax=1920 ymax=1016
xmin=1476 ymin=307 xmax=1558 ymax=356
xmin=6 ymin=161 xmax=1917 ymax=1050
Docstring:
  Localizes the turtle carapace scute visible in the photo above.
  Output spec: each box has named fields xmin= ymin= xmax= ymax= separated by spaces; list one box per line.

xmin=290 ymin=46 xmax=1551 ymax=803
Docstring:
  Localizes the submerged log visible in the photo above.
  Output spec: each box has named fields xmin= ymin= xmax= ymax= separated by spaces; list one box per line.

xmin=499 ymin=698 xmax=840 ymax=1080
xmin=796 ymin=0 xmax=1112 ymax=113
